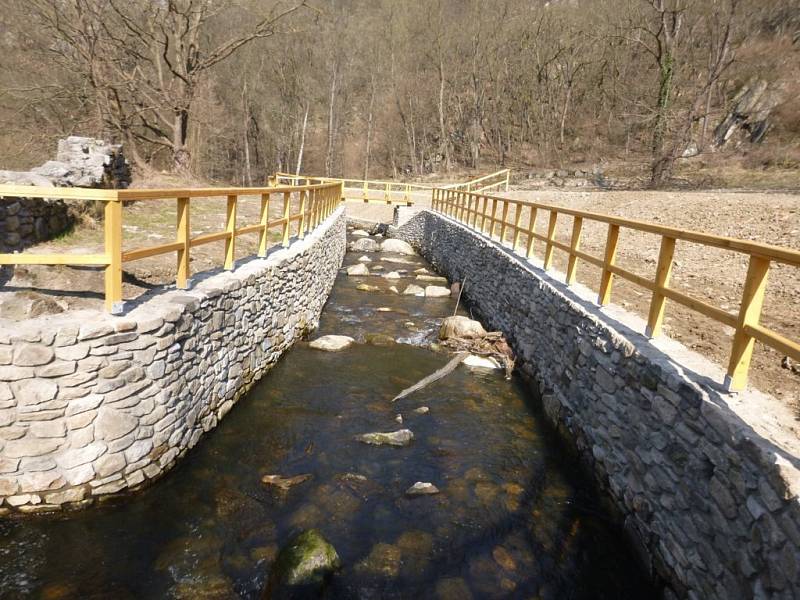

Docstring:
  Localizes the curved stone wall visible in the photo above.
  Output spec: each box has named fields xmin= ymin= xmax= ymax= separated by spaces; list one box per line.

xmin=394 ymin=209 xmax=800 ymax=599
xmin=1 ymin=196 xmax=72 ymax=253
xmin=0 ymin=208 xmax=346 ymax=514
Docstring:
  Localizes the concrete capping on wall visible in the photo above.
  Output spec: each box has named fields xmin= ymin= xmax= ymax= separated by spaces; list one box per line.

xmin=0 ymin=207 xmax=346 ymax=515
xmin=394 ymin=209 xmax=800 ymax=599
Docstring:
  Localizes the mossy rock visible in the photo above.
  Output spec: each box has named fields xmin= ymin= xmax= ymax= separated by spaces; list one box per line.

xmin=264 ymin=529 xmax=341 ymax=599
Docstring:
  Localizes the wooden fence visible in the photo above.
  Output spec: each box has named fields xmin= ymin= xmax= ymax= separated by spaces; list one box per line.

xmin=0 ymin=181 xmax=343 ymax=313
xmin=432 ymin=187 xmax=800 ymax=392
xmin=272 ymin=169 xmax=510 ymax=205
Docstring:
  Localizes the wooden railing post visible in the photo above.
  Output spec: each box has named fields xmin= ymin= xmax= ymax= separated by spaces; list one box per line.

xmin=282 ymin=191 xmax=291 ymax=247
xmin=505 ymin=170 xmax=510 ymax=192
xmin=512 ymin=204 xmax=522 ymax=251
xmin=499 ymin=200 xmax=510 ymax=244
xmin=598 ymin=224 xmax=620 ymax=305
xmin=258 ymin=193 xmax=270 ymax=257
xmin=566 ymin=216 xmax=584 ymax=284
xmin=726 ymin=256 xmax=771 ymax=391
xmin=489 ymin=197 xmax=498 ymax=239
xmin=385 ymin=182 xmax=390 ymax=203
xmin=481 ymin=196 xmax=489 ymax=232
xmin=525 ymin=207 xmax=538 ymax=258
xmin=543 ymin=210 xmax=558 ymax=270
xmin=176 ymin=197 xmax=190 ymax=288
xmin=104 ymin=199 xmax=123 ymax=313
xmin=224 ymin=194 xmax=237 ymax=270
xmin=471 ymin=195 xmax=479 ymax=228
xmin=645 ymin=236 xmax=676 ymax=337
xmin=363 ymin=181 xmax=368 ymax=200
xmin=299 ymin=189 xmax=308 ymax=239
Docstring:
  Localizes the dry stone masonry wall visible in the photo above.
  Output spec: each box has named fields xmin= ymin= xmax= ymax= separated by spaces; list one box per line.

xmin=0 ymin=196 xmax=71 ymax=253
xmin=394 ymin=210 xmax=800 ymax=600
xmin=0 ymin=208 xmax=346 ymax=514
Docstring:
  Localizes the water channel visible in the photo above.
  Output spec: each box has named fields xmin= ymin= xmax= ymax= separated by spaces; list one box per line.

xmin=0 ymin=227 xmax=656 ymax=599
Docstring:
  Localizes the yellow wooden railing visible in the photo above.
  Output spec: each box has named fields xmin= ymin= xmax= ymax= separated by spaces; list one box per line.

xmin=271 ymin=169 xmax=510 ymax=205
xmin=0 ymin=181 xmax=343 ymax=313
xmin=432 ymin=187 xmax=800 ymax=392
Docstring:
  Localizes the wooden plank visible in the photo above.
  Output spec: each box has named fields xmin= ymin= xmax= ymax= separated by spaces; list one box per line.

xmin=190 ymin=231 xmax=231 ymax=247
xmin=744 ymin=323 xmax=800 ymax=363
xmin=224 ymin=194 xmax=237 ymax=270
xmin=0 ymin=253 xmax=109 ymax=265
xmin=646 ymin=236 xmax=676 ymax=338
xmin=0 ymin=184 xmax=118 ymax=201
xmin=176 ymin=197 xmax=190 ymax=288
xmin=660 ymin=286 xmax=738 ymax=329
xmin=104 ymin=200 xmax=123 ymax=313
xmin=543 ymin=210 xmax=558 ymax=270
xmin=123 ymin=241 xmax=184 ymax=262
xmin=258 ymin=193 xmax=270 ymax=257
xmin=726 ymin=256 xmax=770 ymax=391
xmin=598 ymin=224 xmax=620 ymax=306
xmin=566 ymin=216 xmax=583 ymax=284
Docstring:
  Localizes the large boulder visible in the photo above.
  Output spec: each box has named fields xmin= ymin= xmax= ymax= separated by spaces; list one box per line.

xmin=309 ymin=335 xmax=354 ymax=352
xmin=380 ymin=239 xmax=415 ymax=255
xmin=265 ymin=530 xmax=341 ymax=599
xmin=439 ymin=316 xmax=487 ymax=340
xmin=349 ymin=238 xmax=380 ymax=252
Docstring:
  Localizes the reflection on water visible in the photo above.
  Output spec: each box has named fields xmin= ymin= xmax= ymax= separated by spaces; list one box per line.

xmin=0 ymin=235 xmax=656 ymax=599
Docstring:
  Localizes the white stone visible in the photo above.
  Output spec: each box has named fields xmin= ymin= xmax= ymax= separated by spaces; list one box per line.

xmin=346 ymin=263 xmax=370 ymax=276
xmin=424 ymin=285 xmax=451 ymax=298
xmin=357 ymin=255 xmax=372 ymax=263
xmin=94 ymin=407 xmax=138 ymax=441
xmin=57 ymin=442 xmax=106 ymax=470
xmin=45 ymin=488 xmax=85 ymax=505
xmin=405 ymin=481 xmax=440 ymax=496
xmin=94 ymin=452 xmax=126 ymax=478
xmin=351 ymin=229 xmax=369 ymax=237
xmin=403 ymin=284 xmax=425 ymax=296
xmin=64 ymin=463 xmax=95 ymax=485
xmin=439 ymin=316 xmax=487 ymax=340
xmin=309 ymin=335 xmax=355 ymax=352
xmin=10 ymin=380 xmax=58 ymax=406
xmin=29 ymin=421 xmax=67 ymax=438
xmin=462 ymin=354 xmax=502 ymax=370
xmin=383 ymin=271 xmax=402 ymax=280
xmin=4 ymin=437 xmax=62 ymax=458
xmin=380 ymin=239 xmax=415 ymax=255
xmin=13 ymin=344 xmax=55 ymax=367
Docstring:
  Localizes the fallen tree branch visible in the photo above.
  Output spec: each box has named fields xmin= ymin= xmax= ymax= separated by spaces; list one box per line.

xmin=392 ymin=352 xmax=469 ymax=402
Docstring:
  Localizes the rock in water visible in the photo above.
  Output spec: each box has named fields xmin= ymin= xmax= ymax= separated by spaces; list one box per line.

xmin=349 ymin=238 xmax=379 ymax=252
xmin=261 ymin=474 xmax=313 ymax=490
xmin=439 ymin=316 xmax=487 ymax=340
xmin=425 ymin=286 xmax=451 ymax=298
xmin=413 ymin=406 xmax=430 ymax=415
xmin=384 ymin=271 xmax=402 ymax=279
xmin=309 ymin=335 xmax=354 ymax=351
xmin=265 ymin=530 xmax=341 ymax=599
xmin=356 ymin=284 xmax=380 ymax=292
xmin=380 ymin=239 xmax=415 ymax=255
xmin=406 ymin=482 xmax=440 ymax=496
xmin=357 ymin=255 xmax=372 ymax=263
xmin=365 ymin=333 xmax=395 ymax=346
xmin=462 ymin=355 xmax=502 ymax=370
xmin=416 ymin=274 xmax=449 ymax=285
xmin=354 ymin=429 xmax=414 ymax=447
xmin=351 ymin=229 xmax=369 ymax=237
xmin=346 ymin=263 xmax=370 ymax=276
xmin=402 ymin=284 xmax=425 ymax=296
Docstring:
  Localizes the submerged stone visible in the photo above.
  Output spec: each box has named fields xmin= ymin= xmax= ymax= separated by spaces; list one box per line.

xmin=416 ymin=274 xmax=449 ymax=285
xmin=356 ymin=542 xmax=402 ymax=577
xmin=265 ymin=529 xmax=341 ymax=598
xmin=357 ymin=255 xmax=372 ymax=263
xmin=413 ymin=406 xmax=430 ymax=415
xmin=384 ymin=271 xmax=402 ymax=279
xmin=365 ymin=333 xmax=394 ymax=346
xmin=356 ymin=284 xmax=380 ymax=292
xmin=354 ymin=429 xmax=414 ymax=447
xmin=309 ymin=335 xmax=354 ymax=352
xmin=261 ymin=473 xmax=313 ymax=490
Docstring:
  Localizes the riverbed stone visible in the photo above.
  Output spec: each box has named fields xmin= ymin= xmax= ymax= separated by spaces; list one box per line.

xmin=406 ymin=482 xmax=440 ymax=496
xmin=425 ymin=285 xmax=451 ymax=298
xmin=355 ymin=429 xmax=414 ymax=447
xmin=439 ymin=316 xmax=487 ymax=340
xmin=309 ymin=335 xmax=355 ymax=352
xmin=380 ymin=238 xmax=415 ymax=255
xmin=346 ymin=263 xmax=370 ymax=276
xmin=266 ymin=529 xmax=341 ymax=597
xmin=349 ymin=237 xmax=379 ymax=252
xmin=403 ymin=284 xmax=425 ymax=296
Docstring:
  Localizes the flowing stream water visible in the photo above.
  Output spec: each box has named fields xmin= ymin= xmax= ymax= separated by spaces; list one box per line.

xmin=0 ymin=229 xmax=656 ymax=599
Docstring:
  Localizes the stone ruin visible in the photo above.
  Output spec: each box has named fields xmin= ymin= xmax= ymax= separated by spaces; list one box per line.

xmin=0 ymin=137 xmax=132 ymax=254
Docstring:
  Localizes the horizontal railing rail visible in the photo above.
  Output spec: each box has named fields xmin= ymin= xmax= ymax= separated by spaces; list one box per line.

xmin=271 ymin=168 xmax=511 ymax=205
xmin=0 ymin=181 xmax=344 ymax=313
xmin=431 ymin=187 xmax=800 ymax=392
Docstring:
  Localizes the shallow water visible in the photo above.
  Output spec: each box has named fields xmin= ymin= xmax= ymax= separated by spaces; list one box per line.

xmin=0 ymin=233 xmax=656 ymax=599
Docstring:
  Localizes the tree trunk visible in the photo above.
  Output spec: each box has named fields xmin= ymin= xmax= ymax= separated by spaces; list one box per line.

xmin=325 ymin=62 xmax=338 ymax=177
xmin=363 ymin=76 xmax=375 ymax=180
xmin=296 ymin=103 xmax=309 ymax=176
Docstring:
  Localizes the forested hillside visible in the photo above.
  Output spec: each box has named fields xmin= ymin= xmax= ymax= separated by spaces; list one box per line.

xmin=0 ymin=0 xmax=797 ymax=187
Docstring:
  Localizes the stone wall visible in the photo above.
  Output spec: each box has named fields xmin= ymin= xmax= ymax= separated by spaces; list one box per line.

xmin=394 ymin=210 xmax=800 ymax=599
xmin=0 ymin=208 xmax=346 ymax=514
xmin=0 ymin=196 xmax=72 ymax=253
